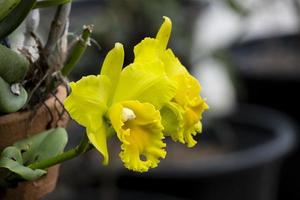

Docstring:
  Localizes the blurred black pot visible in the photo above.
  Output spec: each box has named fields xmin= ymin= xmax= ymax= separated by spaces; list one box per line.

xmin=230 ymin=34 xmax=300 ymax=120
xmin=118 ymin=104 xmax=296 ymax=200
xmin=229 ymin=35 xmax=300 ymax=200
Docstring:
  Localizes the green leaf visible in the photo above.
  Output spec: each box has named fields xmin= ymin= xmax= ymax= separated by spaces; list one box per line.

xmin=226 ymin=0 xmax=248 ymax=16
xmin=0 ymin=146 xmax=46 ymax=183
xmin=0 ymin=0 xmax=37 ymax=39
xmin=0 ymin=77 xmax=28 ymax=113
xmin=34 ymin=0 xmax=71 ymax=9
xmin=1 ymin=146 xmax=23 ymax=163
xmin=0 ymin=128 xmax=68 ymax=183
xmin=0 ymin=0 xmax=21 ymax=22
xmin=0 ymin=44 xmax=29 ymax=83
xmin=14 ymin=128 xmax=68 ymax=164
xmin=0 ymin=156 xmax=46 ymax=182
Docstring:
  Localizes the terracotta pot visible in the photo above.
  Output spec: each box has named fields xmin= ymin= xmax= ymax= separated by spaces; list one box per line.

xmin=0 ymin=85 xmax=69 ymax=200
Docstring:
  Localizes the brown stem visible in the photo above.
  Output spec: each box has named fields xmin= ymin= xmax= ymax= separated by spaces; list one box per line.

xmin=44 ymin=3 xmax=71 ymax=69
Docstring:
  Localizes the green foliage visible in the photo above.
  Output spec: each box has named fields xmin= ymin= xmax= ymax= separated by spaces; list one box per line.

xmin=0 ymin=44 xmax=29 ymax=113
xmin=0 ymin=44 xmax=29 ymax=83
xmin=0 ymin=128 xmax=68 ymax=185
xmin=0 ymin=147 xmax=46 ymax=184
xmin=61 ymin=25 xmax=93 ymax=76
xmin=0 ymin=0 xmax=36 ymax=39
xmin=0 ymin=77 xmax=27 ymax=113
xmin=14 ymin=128 xmax=68 ymax=164
xmin=0 ymin=0 xmax=21 ymax=21
xmin=34 ymin=0 xmax=71 ymax=9
xmin=226 ymin=0 xmax=249 ymax=16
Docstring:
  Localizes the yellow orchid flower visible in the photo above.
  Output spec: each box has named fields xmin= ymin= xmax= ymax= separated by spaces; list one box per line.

xmin=133 ymin=17 xmax=209 ymax=147
xmin=64 ymin=17 xmax=208 ymax=172
xmin=64 ymin=43 xmax=176 ymax=172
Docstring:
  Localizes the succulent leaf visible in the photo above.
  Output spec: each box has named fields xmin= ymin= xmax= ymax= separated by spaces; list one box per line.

xmin=0 ymin=128 xmax=68 ymax=184
xmin=0 ymin=44 xmax=29 ymax=83
xmin=0 ymin=0 xmax=21 ymax=22
xmin=0 ymin=77 xmax=27 ymax=113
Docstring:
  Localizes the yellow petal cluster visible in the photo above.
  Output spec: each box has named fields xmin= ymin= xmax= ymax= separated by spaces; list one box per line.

xmin=109 ymin=101 xmax=166 ymax=172
xmin=134 ymin=17 xmax=209 ymax=147
xmin=64 ymin=17 xmax=208 ymax=172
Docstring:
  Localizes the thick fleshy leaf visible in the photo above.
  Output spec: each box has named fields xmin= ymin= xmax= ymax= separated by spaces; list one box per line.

xmin=0 ymin=77 xmax=28 ymax=113
xmin=0 ymin=0 xmax=21 ymax=22
xmin=0 ymin=128 xmax=68 ymax=183
xmin=0 ymin=154 xmax=46 ymax=183
xmin=108 ymin=101 xmax=166 ymax=172
xmin=100 ymin=43 xmax=124 ymax=100
xmin=0 ymin=44 xmax=29 ymax=83
xmin=64 ymin=75 xmax=111 ymax=131
xmin=112 ymin=61 xmax=177 ymax=109
xmin=14 ymin=128 xmax=68 ymax=163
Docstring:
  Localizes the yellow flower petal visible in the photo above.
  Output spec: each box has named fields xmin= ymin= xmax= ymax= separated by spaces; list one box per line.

xmin=162 ymin=73 xmax=209 ymax=147
xmin=134 ymin=17 xmax=171 ymax=60
xmin=113 ymin=61 xmax=177 ymax=109
xmin=100 ymin=43 xmax=124 ymax=101
xmin=108 ymin=101 xmax=166 ymax=172
xmin=86 ymin=121 xmax=109 ymax=165
xmin=64 ymin=75 xmax=111 ymax=163
xmin=161 ymin=49 xmax=209 ymax=147
xmin=160 ymin=102 xmax=185 ymax=143
xmin=156 ymin=16 xmax=172 ymax=49
xmin=132 ymin=16 xmax=208 ymax=147
xmin=134 ymin=37 xmax=163 ymax=63
xmin=64 ymin=75 xmax=111 ymax=129
xmin=161 ymin=49 xmax=187 ymax=77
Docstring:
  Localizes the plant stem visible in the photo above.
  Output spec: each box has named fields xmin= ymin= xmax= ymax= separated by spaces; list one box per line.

xmin=61 ymin=25 xmax=93 ymax=76
xmin=28 ymin=134 xmax=93 ymax=170
xmin=34 ymin=0 xmax=71 ymax=9
xmin=44 ymin=3 xmax=71 ymax=60
xmin=23 ymin=9 xmax=40 ymax=62
xmin=226 ymin=0 xmax=248 ymax=16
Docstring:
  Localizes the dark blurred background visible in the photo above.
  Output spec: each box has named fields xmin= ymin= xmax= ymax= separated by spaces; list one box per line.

xmin=42 ymin=0 xmax=300 ymax=199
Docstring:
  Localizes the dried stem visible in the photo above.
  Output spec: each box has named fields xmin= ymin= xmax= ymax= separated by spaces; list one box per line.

xmin=23 ymin=9 xmax=40 ymax=62
xmin=44 ymin=3 xmax=71 ymax=69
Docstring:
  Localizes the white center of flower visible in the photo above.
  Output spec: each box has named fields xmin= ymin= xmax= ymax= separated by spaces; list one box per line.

xmin=121 ymin=107 xmax=136 ymax=122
